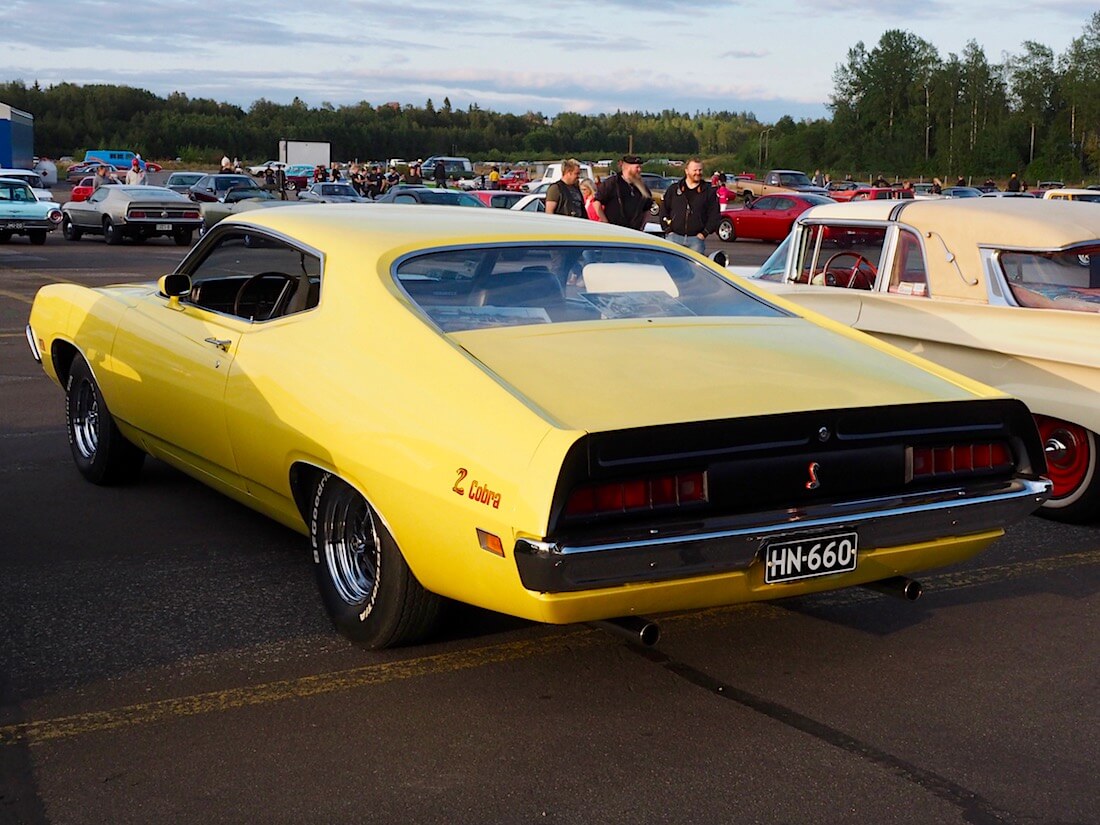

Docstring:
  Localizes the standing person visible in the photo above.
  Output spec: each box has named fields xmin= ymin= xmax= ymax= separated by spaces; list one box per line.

xmin=592 ymin=154 xmax=653 ymax=230
xmin=92 ymin=165 xmax=112 ymax=190
xmin=275 ymin=166 xmax=287 ymax=200
xmin=931 ymin=177 xmax=943 ymax=195
xmin=812 ymin=169 xmax=825 ymax=187
xmin=715 ymin=172 xmax=730 ymax=206
xmin=125 ymin=158 xmax=146 ymax=185
xmin=545 ymin=158 xmax=587 ymax=219
xmin=1007 ymin=172 xmax=1021 ymax=192
xmin=433 ymin=159 xmax=448 ymax=189
xmin=488 ymin=166 xmax=501 ymax=190
xmin=408 ymin=160 xmax=423 ymax=185
xmin=659 ymin=158 xmax=719 ymax=253
xmin=580 ymin=179 xmax=599 ymax=220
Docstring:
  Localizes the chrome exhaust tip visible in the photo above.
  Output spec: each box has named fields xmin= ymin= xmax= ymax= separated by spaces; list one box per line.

xmin=591 ymin=616 xmax=661 ymax=647
xmin=863 ymin=576 xmax=923 ymax=601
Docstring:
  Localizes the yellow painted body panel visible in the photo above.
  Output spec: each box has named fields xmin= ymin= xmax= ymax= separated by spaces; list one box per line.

xmin=522 ymin=530 xmax=1001 ymax=624
xmin=27 ymin=206 xmax=1023 ymax=625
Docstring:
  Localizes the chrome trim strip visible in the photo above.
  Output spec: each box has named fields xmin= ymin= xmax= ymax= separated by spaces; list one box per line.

xmin=25 ymin=324 xmax=41 ymax=364
xmin=514 ymin=478 xmax=1050 ymax=592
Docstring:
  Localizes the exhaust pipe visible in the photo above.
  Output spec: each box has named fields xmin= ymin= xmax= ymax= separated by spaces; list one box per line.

xmin=863 ymin=576 xmax=923 ymax=601
xmin=591 ymin=616 xmax=661 ymax=647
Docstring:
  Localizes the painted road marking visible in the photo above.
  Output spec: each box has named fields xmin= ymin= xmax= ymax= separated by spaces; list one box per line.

xmin=1 ymin=548 xmax=1096 ymax=746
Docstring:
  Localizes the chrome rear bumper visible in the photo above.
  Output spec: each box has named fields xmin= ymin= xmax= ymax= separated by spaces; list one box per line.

xmin=514 ymin=478 xmax=1050 ymax=593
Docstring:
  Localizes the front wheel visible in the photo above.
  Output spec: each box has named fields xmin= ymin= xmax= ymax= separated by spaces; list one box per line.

xmin=717 ymin=218 xmax=735 ymax=242
xmin=103 ymin=217 xmax=123 ymax=245
xmin=62 ymin=216 xmax=83 ymax=241
xmin=310 ymin=473 xmax=442 ymax=648
xmin=65 ymin=356 xmax=145 ymax=485
xmin=1035 ymin=415 xmax=1100 ymax=523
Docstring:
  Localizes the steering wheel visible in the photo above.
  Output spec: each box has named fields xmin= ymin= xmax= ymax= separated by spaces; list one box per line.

xmin=233 ymin=272 xmax=295 ymax=320
xmin=823 ymin=251 xmax=877 ymax=290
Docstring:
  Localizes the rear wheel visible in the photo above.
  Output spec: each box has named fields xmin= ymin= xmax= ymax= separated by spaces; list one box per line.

xmin=65 ymin=356 xmax=145 ymax=485
xmin=717 ymin=218 xmax=735 ymax=242
xmin=28 ymin=230 xmax=46 ymax=245
xmin=1035 ymin=415 xmax=1100 ymax=523
xmin=62 ymin=216 xmax=82 ymax=241
xmin=103 ymin=217 xmax=123 ymax=245
xmin=310 ymin=473 xmax=442 ymax=648
xmin=0 ymin=229 xmax=11 ymax=243
xmin=172 ymin=226 xmax=193 ymax=246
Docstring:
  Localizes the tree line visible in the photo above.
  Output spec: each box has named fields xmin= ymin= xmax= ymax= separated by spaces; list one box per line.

xmin=3 ymin=12 xmax=1098 ymax=182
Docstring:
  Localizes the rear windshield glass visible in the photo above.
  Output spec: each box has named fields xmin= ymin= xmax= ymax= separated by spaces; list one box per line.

xmin=395 ymin=245 xmax=785 ymax=332
xmin=1001 ymin=247 xmax=1100 ymax=313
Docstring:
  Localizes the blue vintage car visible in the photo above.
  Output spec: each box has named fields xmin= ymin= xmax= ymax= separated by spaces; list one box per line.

xmin=0 ymin=177 xmax=63 ymax=244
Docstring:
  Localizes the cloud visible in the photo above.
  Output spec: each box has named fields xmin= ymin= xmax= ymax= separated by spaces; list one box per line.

xmin=720 ymin=49 xmax=768 ymax=59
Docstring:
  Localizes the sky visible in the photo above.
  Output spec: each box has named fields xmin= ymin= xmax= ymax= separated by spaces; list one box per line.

xmin=0 ymin=1 xmax=1094 ymax=122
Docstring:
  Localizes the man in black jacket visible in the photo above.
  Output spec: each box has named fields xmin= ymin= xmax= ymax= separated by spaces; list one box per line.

xmin=660 ymin=158 xmax=720 ymax=253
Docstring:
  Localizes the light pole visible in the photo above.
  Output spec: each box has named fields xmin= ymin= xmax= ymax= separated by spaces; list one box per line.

xmin=759 ymin=128 xmax=773 ymax=168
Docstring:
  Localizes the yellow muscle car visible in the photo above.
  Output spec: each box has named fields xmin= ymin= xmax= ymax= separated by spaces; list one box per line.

xmin=743 ymin=198 xmax=1100 ymax=523
xmin=27 ymin=205 xmax=1050 ymax=648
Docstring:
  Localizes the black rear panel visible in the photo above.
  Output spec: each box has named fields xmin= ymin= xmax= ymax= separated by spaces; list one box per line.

xmin=548 ymin=399 xmax=1044 ymax=541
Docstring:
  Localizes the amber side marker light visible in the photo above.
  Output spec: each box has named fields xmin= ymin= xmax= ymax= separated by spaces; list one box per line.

xmin=476 ymin=529 xmax=505 ymax=557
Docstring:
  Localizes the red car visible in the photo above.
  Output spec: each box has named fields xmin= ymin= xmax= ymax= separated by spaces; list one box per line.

xmin=716 ymin=193 xmax=834 ymax=242
xmin=831 ymin=186 xmax=914 ymax=203
xmin=470 ymin=190 xmax=527 ymax=208
xmin=69 ymin=176 xmax=96 ymax=203
xmin=498 ymin=169 xmax=530 ymax=191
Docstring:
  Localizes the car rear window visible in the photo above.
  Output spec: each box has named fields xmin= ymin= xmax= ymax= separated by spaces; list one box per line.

xmin=1001 ymin=247 xmax=1100 ymax=313
xmin=395 ymin=244 xmax=785 ymax=331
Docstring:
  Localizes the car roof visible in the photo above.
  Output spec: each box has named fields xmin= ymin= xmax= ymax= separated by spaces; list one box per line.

xmin=226 ymin=203 xmax=660 ymax=252
xmin=0 ymin=176 xmax=32 ymax=186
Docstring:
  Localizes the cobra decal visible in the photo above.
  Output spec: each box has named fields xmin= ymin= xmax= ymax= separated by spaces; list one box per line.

xmin=455 ymin=468 xmax=500 ymax=508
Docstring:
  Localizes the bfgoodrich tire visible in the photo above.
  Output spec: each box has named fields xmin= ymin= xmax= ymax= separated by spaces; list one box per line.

xmin=65 ymin=356 xmax=145 ymax=485
xmin=310 ymin=473 xmax=442 ymax=648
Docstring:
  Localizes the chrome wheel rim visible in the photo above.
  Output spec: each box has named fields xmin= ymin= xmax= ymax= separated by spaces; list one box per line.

xmin=72 ymin=379 xmax=99 ymax=460
xmin=323 ymin=489 xmax=380 ymax=606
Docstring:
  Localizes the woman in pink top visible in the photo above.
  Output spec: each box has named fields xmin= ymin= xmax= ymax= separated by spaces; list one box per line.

xmin=581 ymin=179 xmax=599 ymax=220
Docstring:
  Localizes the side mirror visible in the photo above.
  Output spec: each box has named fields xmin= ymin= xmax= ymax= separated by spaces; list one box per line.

xmin=159 ymin=273 xmax=192 ymax=308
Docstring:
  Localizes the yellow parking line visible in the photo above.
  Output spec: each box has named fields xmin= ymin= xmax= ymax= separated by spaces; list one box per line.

xmin=0 ymin=288 xmax=33 ymax=305
xmin=2 ymin=548 xmax=1096 ymax=746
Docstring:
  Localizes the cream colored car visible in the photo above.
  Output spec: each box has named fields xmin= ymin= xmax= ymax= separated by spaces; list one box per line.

xmin=743 ymin=198 xmax=1100 ymax=522
xmin=1042 ymin=188 xmax=1100 ymax=203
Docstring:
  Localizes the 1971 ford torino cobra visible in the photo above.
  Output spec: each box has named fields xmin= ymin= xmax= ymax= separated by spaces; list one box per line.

xmin=743 ymin=198 xmax=1100 ymax=522
xmin=27 ymin=206 xmax=1050 ymax=647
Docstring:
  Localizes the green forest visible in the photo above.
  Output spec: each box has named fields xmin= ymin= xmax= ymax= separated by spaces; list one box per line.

xmin=4 ymin=12 xmax=1100 ymax=183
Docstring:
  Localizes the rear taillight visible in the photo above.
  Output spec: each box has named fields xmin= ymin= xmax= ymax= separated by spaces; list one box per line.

xmin=129 ymin=210 xmax=146 ymax=219
xmin=48 ymin=210 xmax=62 ymax=224
xmin=910 ymin=442 xmax=1013 ymax=480
xmin=183 ymin=211 xmax=199 ymax=219
xmin=565 ymin=471 xmax=707 ymax=518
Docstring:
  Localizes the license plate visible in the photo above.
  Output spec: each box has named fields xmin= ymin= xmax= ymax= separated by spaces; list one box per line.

xmin=5 ymin=222 xmax=24 ymax=229
xmin=155 ymin=223 xmax=172 ymax=231
xmin=763 ymin=531 xmax=858 ymax=584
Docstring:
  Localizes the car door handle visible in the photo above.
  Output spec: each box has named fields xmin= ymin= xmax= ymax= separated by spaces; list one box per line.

xmin=204 ymin=337 xmax=231 ymax=351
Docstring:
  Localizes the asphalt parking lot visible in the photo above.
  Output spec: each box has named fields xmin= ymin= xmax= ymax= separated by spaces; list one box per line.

xmin=1 ymin=195 xmax=1098 ymax=824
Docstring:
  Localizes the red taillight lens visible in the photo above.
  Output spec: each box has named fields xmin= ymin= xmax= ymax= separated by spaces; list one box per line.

xmin=183 ymin=210 xmax=200 ymax=219
xmin=911 ymin=442 xmax=1014 ymax=480
xmin=564 ymin=471 xmax=707 ymax=518
xmin=129 ymin=210 xmax=146 ymax=219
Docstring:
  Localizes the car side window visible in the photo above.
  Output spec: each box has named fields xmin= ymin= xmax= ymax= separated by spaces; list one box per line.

xmin=888 ymin=230 xmax=930 ymax=296
xmin=88 ymin=189 xmax=108 ymax=203
xmin=182 ymin=230 xmax=322 ymax=321
xmin=772 ymin=198 xmax=796 ymax=211
xmin=394 ymin=194 xmax=417 ymax=203
xmin=796 ymin=223 xmax=888 ymax=290
xmin=754 ymin=197 xmax=779 ymax=211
